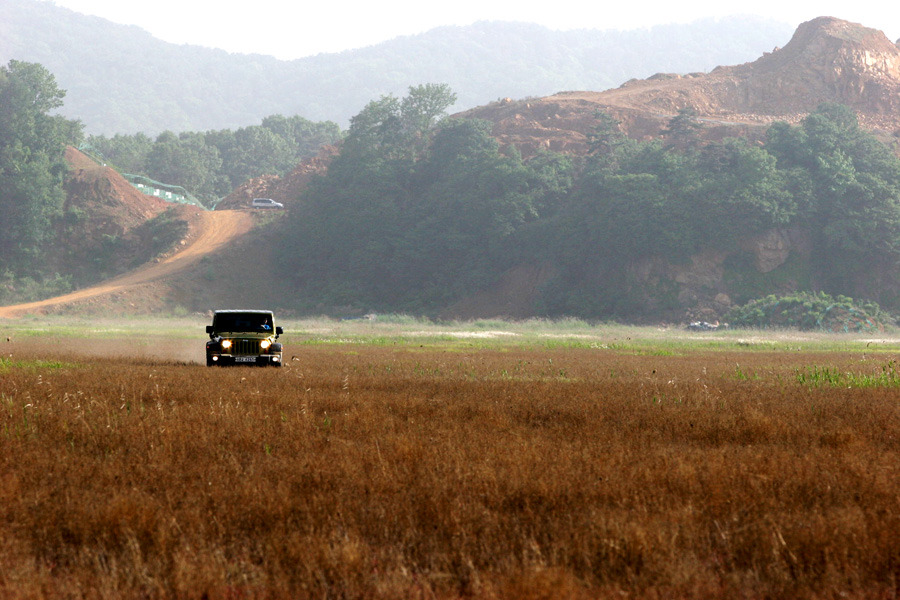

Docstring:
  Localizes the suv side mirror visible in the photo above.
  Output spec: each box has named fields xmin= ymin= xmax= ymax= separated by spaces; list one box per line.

xmin=275 ymin=326 xmax=283 ymax=336
xmin=206 ymin=325 xmax=214 ymax=336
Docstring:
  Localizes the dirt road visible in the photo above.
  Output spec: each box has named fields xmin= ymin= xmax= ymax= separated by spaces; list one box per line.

xmin=0 ymin=210 xmax=253 ymax=318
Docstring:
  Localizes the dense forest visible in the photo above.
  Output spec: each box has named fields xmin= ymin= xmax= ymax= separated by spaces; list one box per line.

xmin=2 ymin=0 xmax=793 ymax=134
xmin=86 ymin=117 xmax=342 ymax=206
xmin=277 ymin=86 xmax=900 ymax=319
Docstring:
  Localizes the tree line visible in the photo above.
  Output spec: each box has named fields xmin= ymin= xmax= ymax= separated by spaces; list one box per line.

xmin=533 ymin=103 xmax=900 ymax=317
xmin=86 ymin=116 xmax=342 ymax=206
xmin=279 ymin=88 xmax=900 ymax=318
xmin=278 ymin=84 xmax=575 ymax=311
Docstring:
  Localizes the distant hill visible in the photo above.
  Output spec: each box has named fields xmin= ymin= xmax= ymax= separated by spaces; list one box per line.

xmin=0 ymin=0 xmax=793 ymax=135
xmin=459 ymin=17 xmax=900 ymax=156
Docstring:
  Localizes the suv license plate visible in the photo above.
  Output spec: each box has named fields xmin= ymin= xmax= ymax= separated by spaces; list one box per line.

xmin=235 ymin=357 xmax=256 ymax=363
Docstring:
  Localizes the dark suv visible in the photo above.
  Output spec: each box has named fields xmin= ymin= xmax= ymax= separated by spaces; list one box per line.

xmin=206 ymin=310 xmax=283 ymax=366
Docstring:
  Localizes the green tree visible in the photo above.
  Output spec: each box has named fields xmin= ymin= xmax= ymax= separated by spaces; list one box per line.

xmin=145 ymin=131 xmax=223 ymax=203
xmin=399 ymin=119 xmax=547 ymax=303
xmin=694 ymin=138 xmax=795 ymax=246
xmin=260 ymin=114 xmax=342 ymax=157
xmin=0 ymin=60 xmax=82 ymax=273
xmin=85 ymin=115 xmax=343 ymax=201
xmin=279 ymin=88 xmax=431 ymax=306
xmin=661 ymin=106 xmax=703 ymax=149
xmin=343 ymin=83 xmax=457 ymax=163
xmin=766 ymin=104 xmax=900 ymax=290
xmin=86 ymin=132 xmax=154 ymax=173
xmin=278 ymin=87 xmax=574 ymax=311
xmin=587 ymin=111 xmax=626 ymax=163
xmin=222 ymin=125 xmax=295 ymax=187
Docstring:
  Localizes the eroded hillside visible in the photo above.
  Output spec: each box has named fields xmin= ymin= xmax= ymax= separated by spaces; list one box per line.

xmin=459 ymin=17 xmax=900 ymax=156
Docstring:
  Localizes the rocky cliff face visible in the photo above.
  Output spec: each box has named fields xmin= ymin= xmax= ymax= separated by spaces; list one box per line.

xmin=622 ymin=228 xmax=817 ymax=323
xmin=731 ymin=17 xmax=900 ymax=122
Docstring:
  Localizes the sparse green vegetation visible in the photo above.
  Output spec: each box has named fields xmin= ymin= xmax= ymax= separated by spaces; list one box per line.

xmin=0 ymin=271 xmax=74 ymax=306
xmin=795 ymin=359 xmax=900 ymax=388
xmin=0 ymin=357 xmax=74 ymax=371
xmin=133 ymin=208 xmax=191 ymax=264
xmin=4 ymin=314 xmax=897 ymax=354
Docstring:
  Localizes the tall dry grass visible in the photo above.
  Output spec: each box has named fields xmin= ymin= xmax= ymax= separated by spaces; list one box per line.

xmin=1 ymin=341 xmax=898 ymax=599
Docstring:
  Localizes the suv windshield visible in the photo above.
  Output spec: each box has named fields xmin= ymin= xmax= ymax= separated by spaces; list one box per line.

xmin=213 ymin=312 xmax=273 ymax=332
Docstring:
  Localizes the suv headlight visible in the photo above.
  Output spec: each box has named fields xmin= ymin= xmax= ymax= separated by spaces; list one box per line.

xmin=260 ymin=339 xmax=271 ymax=350
xmin=221 ymin=339 xmax=232 ymax=350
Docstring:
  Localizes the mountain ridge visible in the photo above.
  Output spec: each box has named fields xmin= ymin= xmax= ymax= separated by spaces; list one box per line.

xmin=457 ymin=17 xmax=900 ymax=158
xmin=1 ymin=0 xmax=793 ymax=134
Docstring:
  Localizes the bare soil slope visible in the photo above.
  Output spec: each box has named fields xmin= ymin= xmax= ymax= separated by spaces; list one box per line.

xmin=62 ymin=146 xmax=171 ymax=232
xmin=46 ymin=147 xmax=183 ymax=282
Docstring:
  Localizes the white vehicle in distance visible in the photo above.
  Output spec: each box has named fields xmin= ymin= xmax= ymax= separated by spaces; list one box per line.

xmin=251 ymin=198 xmax=284 ymax=209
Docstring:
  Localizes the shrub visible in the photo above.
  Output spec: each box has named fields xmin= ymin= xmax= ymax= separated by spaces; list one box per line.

xmin=726 ymin=291 xmax=894 ymax=332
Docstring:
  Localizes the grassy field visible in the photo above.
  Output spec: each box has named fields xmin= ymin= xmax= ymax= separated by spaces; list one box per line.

xmin=1 ymin=316 xmax=898 ymax=598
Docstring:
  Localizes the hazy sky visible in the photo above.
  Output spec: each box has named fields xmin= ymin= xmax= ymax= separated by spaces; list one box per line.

xmin=50 ymin=0 xmax=900 ymax=59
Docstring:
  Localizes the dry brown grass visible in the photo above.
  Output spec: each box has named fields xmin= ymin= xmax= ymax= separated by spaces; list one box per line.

xmin=1 ymin=336 xmax=899 ymax=599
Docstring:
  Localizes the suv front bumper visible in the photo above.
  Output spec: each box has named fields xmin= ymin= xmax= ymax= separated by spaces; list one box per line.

xmin=207 ymin=353 xmax=283 ymax=366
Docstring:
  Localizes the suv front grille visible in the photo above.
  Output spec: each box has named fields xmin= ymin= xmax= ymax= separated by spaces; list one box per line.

xmin=232 ymin=339 xmax=262 ymax=355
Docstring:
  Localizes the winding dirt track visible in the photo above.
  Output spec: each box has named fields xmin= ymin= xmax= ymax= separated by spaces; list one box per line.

xmin=0 ymin=210 xmax=252 ymax=318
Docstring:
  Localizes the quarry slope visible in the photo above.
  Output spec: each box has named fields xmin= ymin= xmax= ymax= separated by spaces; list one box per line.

xmin=458 ymin=17 xmax=900 ymax=157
